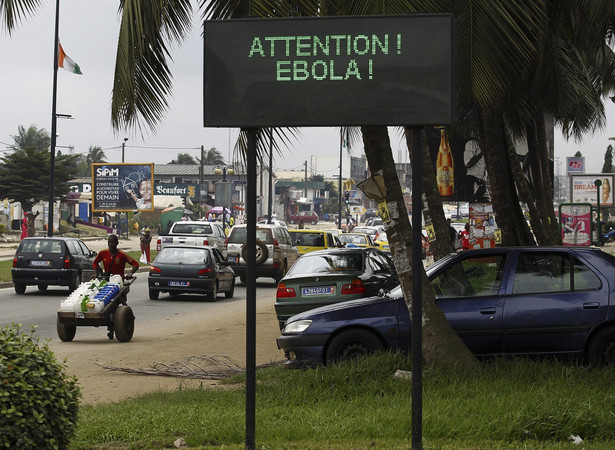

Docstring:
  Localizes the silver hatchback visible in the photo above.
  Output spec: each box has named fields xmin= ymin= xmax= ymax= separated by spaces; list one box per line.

xmin=225 ymin=224 xmax=299 ymax=283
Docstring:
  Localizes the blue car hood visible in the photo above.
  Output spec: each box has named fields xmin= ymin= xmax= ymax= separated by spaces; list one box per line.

xmin=287 ymin=289 xmax=404 ymax=323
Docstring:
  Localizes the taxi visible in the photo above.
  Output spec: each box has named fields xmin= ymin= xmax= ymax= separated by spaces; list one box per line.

xmin=337 ymin=232 xmax=376 ymax=248
xmin=288 ymin=229 xmax=340 ymax=255
xmin=374 ymin=232 xmax=390 ymax=252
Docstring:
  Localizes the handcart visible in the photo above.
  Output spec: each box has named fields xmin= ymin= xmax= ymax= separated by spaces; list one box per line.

xmin=56 ymin=277 xmax=135 ymax=342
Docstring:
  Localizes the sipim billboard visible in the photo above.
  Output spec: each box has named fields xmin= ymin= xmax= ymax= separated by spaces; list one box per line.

xmin=92 ymin=163 xmax=154 ymax=212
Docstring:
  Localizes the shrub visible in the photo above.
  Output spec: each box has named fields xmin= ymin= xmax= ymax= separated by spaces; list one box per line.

xmin=0 ymin=324 xmax=81 ymax=449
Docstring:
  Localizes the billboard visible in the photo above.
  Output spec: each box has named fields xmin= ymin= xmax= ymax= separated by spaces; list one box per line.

xmin=566 ymin=157 xmax=585 ymax=174
xmin=570 ymin=174 xmax=614 ymax=206
xmin=559 ymin=203 xmax=592 ymax=246
xmin=203 ymin=15 xmax=455 ymax=127
xmin=92 ymin=163 xmax=154 ymax=212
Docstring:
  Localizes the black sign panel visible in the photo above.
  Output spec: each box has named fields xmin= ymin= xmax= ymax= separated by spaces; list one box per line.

xmin=204 ymin=15 xmax=455 ymax=127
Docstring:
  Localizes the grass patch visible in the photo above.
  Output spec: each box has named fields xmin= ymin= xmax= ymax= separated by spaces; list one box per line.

xmin=70 ymin=354 xmax=615 ymax=449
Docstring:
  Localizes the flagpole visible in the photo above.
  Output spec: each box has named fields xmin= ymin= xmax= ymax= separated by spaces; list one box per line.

xmin=48 ymin=0 xmax=60 ymax=237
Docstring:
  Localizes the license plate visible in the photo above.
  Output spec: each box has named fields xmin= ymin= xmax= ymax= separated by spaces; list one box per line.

xmin=301 ymin=286 xmax=336 ymax=296
xmin=227 ymin=255 xmax=239 ymax=263
xmin=168 ymin=281 xmax=189 ymax=287
xmin=30 ymin=260 xmax=51 ymax=267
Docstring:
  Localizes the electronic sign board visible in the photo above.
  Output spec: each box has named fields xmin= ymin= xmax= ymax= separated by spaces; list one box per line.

xmin=203 ymin=15 xmax=455 ymax=127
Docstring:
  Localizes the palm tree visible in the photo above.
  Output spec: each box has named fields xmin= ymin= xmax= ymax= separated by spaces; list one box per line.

xmin=85 ymin=146 xmax=106 ymax=164
xmin=169 ymin=152 xmax=197 ymax=164
xmin=9 ymin=125 xmax=50 ymax=151
xmin=198 ymin=147 xmax=225 ymax=165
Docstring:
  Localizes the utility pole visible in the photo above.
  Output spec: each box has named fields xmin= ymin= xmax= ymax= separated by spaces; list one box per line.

xmin=304 ymin=160 xmax=308 ymax=199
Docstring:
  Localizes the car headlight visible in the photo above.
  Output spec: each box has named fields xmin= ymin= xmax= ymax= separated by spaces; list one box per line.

xmin=283 ymin=319 xmax=313 ymax=333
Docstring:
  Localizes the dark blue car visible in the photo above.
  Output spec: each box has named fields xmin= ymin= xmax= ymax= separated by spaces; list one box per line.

xmin=277 ymin=246 xmax=615 ymax=368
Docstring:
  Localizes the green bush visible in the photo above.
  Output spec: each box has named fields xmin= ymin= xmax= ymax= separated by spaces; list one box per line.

xmin=0 ymin=324 xmax=81 ymax=449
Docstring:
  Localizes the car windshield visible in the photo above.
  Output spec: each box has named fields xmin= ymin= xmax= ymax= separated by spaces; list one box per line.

xmin=353 ymin=227 xmax=377 ymax=235
xmin=156 ymin=247 xmax=209 ymax=264
xmin=172 ymin=223 xmax=213 ymax=234
xmin=20 ymin=239 xmax=63 ymax=254
xmin=289 ymin=253 xmax=363 ymax=275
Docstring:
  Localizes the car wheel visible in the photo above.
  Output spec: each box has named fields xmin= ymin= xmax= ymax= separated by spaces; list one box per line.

xmin=588 ymin=327 xmax=615 ymax=366
xmin=69 ymin=272 xmax=81 ymax=293
xmin=311 ymin=220 xmax=317 ymax=225
xmin=38 ymin=284 xmax=48 ymax=292
xmin=325 ymin=329 xmax=384 ymax=365
xmin=14 ymin=283 xmax=26 ymax=295
xmin=56 ymin=318 xmax=76 ymax=342
xmin=208 ymin=282 xmax=218 ymax=301
xmin=241 ymin=239 xmax=268 ymax=265
xmin=114 ymin=306 xmax=135 ymax=342
xmin=148 ymin=288 xmax=159 ymax=300
xmin=274 ymin=261 xmax=287 ymax=284
xmin=225 ymin=278 xmax=235 ymax=298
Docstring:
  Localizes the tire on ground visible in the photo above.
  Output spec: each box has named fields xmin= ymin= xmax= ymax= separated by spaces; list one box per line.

xmin=325 ymin=329 xmax=384 ymax=365
xmin=588 ymin=326 xmax=615 ymax=366
xmin=225 ymin=278 xmax=235 ymax=299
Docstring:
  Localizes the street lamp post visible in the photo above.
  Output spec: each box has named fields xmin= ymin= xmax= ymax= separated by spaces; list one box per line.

xmin=121 ymin=137 xmax=128 ymax=163
xmin=214 ymin=165 xmax=234 ymax=231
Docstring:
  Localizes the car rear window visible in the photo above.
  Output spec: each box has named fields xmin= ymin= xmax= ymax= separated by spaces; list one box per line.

xmin=291 ymin=232 xmax=324 ymax=246
xmin=289 ymin=253 xmax=363 ymax=275
xmin=228 ymin=227 xmax=274 ymax=244
xmin=20 ymin=239 xmax=63 ymax=254
xmin=156 ymin=247 xmax=209 ymax=265
xmin=172 ymin=223 xmax=213 ymax=234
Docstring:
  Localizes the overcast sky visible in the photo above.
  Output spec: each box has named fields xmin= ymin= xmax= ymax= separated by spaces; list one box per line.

xmin=1 ymin=0 xmax=614 ymax=175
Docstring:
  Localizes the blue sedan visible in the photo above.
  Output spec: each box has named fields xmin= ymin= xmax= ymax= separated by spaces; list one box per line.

xmin=277 ymin=246 xmax=615 ymax=367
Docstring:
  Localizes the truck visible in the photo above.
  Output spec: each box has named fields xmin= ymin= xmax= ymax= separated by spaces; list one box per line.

xmin=156 ymin=221 xmax=227 ymax=255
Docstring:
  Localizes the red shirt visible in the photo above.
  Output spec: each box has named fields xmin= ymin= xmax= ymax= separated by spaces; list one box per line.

xmin=93 ymin=249 xmax=139 ymax=276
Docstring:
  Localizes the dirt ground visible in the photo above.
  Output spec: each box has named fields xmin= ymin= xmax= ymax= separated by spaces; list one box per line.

xmin=49 ymin=295 xmax=284 ymax=405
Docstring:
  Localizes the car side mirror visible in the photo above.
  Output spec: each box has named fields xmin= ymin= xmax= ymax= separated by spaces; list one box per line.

xmin=90 ymin=251 xmax=97 ymax=257
xmin=295 ymin=239 xmax=302 ymax=245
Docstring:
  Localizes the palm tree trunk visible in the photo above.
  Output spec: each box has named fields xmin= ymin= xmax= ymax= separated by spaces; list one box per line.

xmin=404 ymin=127 xmax=456 ymax=260
xmin=361 ymin=125 xmax=476 ymax=370
xmin=479 ymin=109 xmax=533 ymax=246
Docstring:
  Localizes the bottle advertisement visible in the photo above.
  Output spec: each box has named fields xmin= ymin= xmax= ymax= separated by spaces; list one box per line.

xmin=425 ymin=126 xmax=490 ymax=203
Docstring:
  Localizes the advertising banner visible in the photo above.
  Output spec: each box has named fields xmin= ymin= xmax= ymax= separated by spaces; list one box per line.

xmin=469 ymin=203 xmax=496 ymax=249
xmin=570 ymin=174 xmax=614 ymax=206
xmin=155 ymin=183 xmax=199 ymax=202
xmin=559 ymin=203 xmax=592 ymax=246
xmin=92 ymin=163 xmax=154 ymax=212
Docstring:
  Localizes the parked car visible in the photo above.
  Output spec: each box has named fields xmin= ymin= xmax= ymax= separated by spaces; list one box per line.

xmin=374 ymin=232 xmax=389 ymax=252
xmin=225 ymin=224 xmax=300 ymax=283
xmin=274 ymin=247 xmax=398 ymax=330
xmin=148 ymin=246 xmax=235 ymax=300
xmin=288 ymin=229 xmax=340 ymax=255
xmin=337 ymin=232 xmax=376 ymax=248
xmin=277 ymin=246 xmax=615 ymax=367
xmin=288 ymin=210 xmax=319 ymax=225
xmin=11 ymin=237 xmax=97 ymax=294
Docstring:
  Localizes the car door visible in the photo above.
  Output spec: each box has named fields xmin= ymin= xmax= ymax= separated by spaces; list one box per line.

xmin=430 ymin=252 xmax=508 ymax=355
xmin=212 ymin=248 xmax=232 ymax=290
xmin=502 ymin=250 xmax=608 ymax=355
xmin=67 ymin=240 xmax=87 ymax=276
xmin=77 ymin=240 xmax=96 ymax=280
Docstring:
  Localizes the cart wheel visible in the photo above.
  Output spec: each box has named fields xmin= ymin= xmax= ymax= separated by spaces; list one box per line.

xmin=57 ymin=317 xmax=76 ymax=342
xmin=148 ymin=288 xmax=159 ymax=300
xmin=114 ymin=306 xmax=135 ymax=342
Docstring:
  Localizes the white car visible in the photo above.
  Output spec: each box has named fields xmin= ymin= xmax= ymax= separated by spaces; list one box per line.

xmin=257 ymin=219 xmax=288 ymax=227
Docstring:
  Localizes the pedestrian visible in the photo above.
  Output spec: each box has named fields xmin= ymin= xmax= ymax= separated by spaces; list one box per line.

xmin=92 ymin=234 xmax=139 ymax=340
xmin=140 ymin=227 xmax=152 ymax=264
xmin=460 ymin=223 xmax=471 ymax=250
xmin=20 ymin=212 xmax=28 ymax=240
